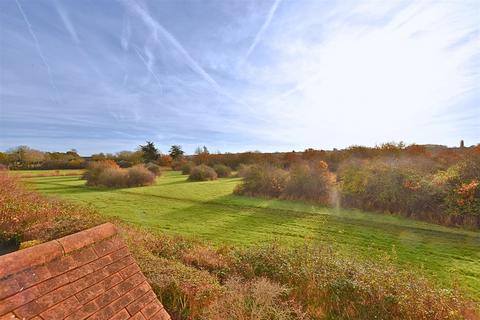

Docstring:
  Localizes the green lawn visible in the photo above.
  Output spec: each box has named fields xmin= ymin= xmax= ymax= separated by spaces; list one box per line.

xmin=25 ymin=171 xmax=480 ymax=301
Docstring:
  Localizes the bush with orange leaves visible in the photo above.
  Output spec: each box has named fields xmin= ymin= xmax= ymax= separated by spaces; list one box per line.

xmin=83 ymin=160 xmax=156 ymax=188
xmin=234 ymin=161 xmax=334 ymax=205
xmin=83 ymin=160 xmax=120 ymax=185
xmin=440 ymin=155 xmax=480 ymax=222
xmin=234 ymin=164 xmax=288 ymax=198
xmin=338 ymin=159 xmax=441 ymax=215
xmin=339 ymin=155 xmax=480 ymax=228
xmin=0 ymin=172 xmax=96 ymax=243
xmin=282 ymin=161 xmax=335 ymax=204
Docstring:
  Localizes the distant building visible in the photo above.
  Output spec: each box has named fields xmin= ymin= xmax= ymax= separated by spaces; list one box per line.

xmin=460 ymin=140 xmax=465 ymax=148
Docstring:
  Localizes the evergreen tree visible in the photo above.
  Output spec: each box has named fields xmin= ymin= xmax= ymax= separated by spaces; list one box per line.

xmin=169 ymin=145 xmax=184 ymax=160
xmin=140 ymin=141 xmax=159 ymax=163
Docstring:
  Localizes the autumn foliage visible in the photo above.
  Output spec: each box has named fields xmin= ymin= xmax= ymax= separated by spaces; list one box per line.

xmin=83 ymin=160 xmax=156 ymax=188
xmin=128 ymin=230 xmax=476 ymax=320
xmin=188 ymin=165 xmax=218 ymax=181
xmin=233 ymin=147 xmax=480 ymax=229
xmin=0 ymin=172 xmax=94 ymax=243
xmin=234 ymin=161 xmax=334 ymax=205
xmin=338 ymin=155 xmax=480 ymax=228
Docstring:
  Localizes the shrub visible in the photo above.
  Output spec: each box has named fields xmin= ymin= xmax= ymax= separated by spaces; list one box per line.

xmin=40 ymin=159 xmax=86 ymax=169
xmin=96 ymin=167 xmax=128 ymax=188
xmin=201 ymin=277 xmax=306 ymax=320
xmin=338 ymin=159 xmax=442 ymax=213
xmin=188 ymin=165 xmax=218 ymax=181
xmin=213 ymin=164 xmax=231 ymax=178
xmin=157 ymin=154 xmax=173 ymax=167
xmin=121 ymin=228 xmax=222 ymax=320
xmin=233 ymin=243 xmax=472 ymax=320
xmin=172 ymin=159 xmax=187 ymax=171
xmin=338 ymin=157 xmax=480 ymax=228
xmin=83 ymin=160 xmax=120 ymax=186
xmin=181 ymin=162 xmax=195 ymax=175
xmin=83 ymin=161 xmax=155 ymax=188
xmin=435 ymin=155 xmax=480 ymax=227
xmin=146 ymin=162 xmax=162 ymax=176
xmin=117 ymin=160 xmax=132 ymax=168
xmin=283 ymin=161 xmax=335 ymax=204
xmin=234 ymin=165 xmax=288 ymax=198
xmin=236 ymin=163 xmax=253 ymax=177
xmin=0 ymin=172 xmax=97 ymax=243
xmin=126 ymin=165 xmax=156 ymax=187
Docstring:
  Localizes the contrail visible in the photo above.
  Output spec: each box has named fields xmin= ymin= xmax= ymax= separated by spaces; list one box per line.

xmin=245 ymin=0 xmax=282 ymax=60
xmin=121 ymin=14 xmax=131 ymax=51
xmin=55 ymin=0 xmax=79 ymax=44
xmin=124 ymin=1 xmax=226 ymax=96
xmin=54 ymin=3 xmax=109 ymax=92
xmin=124 ymin=0 xmax=257 ymax=113
xmin=133 ymin=45 xmax=163 ymax=87
xmin=279 ymin=74 xmax=323 ymax=99
xmin=15 ymin=0 xmax=60 ymax=102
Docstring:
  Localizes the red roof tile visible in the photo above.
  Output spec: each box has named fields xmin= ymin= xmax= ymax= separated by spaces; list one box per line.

xmin=0 ymin=223 xmax=170 ymax=320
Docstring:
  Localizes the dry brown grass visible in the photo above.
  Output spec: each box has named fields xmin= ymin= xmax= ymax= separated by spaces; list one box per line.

xmin=0 ymin=172 xmax=97 ymax=242
xmin=201 ymin=277 xmax=307 ymax=320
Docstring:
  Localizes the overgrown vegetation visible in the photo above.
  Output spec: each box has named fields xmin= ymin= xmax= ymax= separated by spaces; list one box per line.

xmin=180 ymin=161 xmax=195 ymax=175
xmin=145 ymin=162 xmax=162 ymax=176
xmin=234 ymin=164 xmax=289 ymax=198
xmin=83 ymin=160 xmax=155 ymax=188
xmin=213 ymin=164 xmax=232 ymax=178
xmin=188 ymin=164 xmax=218 ymax=181
xmin=0 ymin=172 xmax=96 ymax=243
xmin=234 ymin=147 xmax=480 ymax=229
xmin=235 ymin=161 xmax=334 ymax=206
xmin=0 ymin=146 xmax=86 ymax=170
xmin=2 ymin=172 xmax=477 ymax=319
xmin=338 ymin=155 xmax=480 ymax=228
xmin=237 ymin=163 xmax=253 ymax=177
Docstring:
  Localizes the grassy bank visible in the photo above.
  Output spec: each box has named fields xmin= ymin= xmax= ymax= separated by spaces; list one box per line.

xmin=25 ymin=171 xmax=480 ymax=301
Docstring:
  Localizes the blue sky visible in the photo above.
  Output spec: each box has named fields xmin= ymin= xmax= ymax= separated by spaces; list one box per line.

xmin=0 ymin=0 xmax=479 ymax=155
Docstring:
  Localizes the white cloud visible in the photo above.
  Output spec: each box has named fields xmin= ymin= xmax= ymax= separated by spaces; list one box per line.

xmin=244 ymin=0 xmax=480 ymax=148
xmin=2 ymin=0 xmax=478 ymax=154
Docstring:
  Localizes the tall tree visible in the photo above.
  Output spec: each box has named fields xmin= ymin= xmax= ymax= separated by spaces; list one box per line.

xmin=195 ymin=146 xmax=209 ymax=155
xmin=194 ymin=145 xmax=210 ymax=164
xmin=140 ymin=141 xmax=159 ymax=163
xmin=169 ymin=145 xmax=184 ymax=160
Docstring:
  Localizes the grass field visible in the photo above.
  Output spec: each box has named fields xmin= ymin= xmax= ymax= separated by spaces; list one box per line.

xmin=24 ymin=170 xmax=480 ymax=301
xmin=10 ymin=169 xmax=84 ymax=177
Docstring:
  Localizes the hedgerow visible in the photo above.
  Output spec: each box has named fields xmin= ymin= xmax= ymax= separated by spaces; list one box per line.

xmin=235 ymin=154 xmax=479 ymax=229
xmin=337 ymin=156 xmax=480 ymax=228
xmin=234 ymin=162 xmax=334 ymax=205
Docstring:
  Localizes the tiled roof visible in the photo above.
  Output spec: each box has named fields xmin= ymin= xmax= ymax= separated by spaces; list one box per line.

xmin=0 ymin=223 xmax=170 ymax=320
